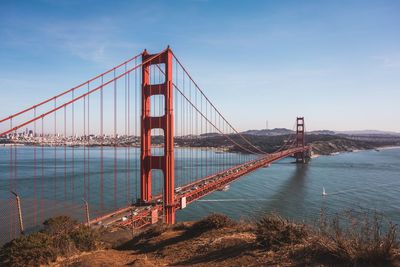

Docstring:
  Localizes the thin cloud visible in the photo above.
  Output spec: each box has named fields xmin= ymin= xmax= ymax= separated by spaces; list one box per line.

xmin=373 ymin=54 xmax=400 ymax=69
xmin=1 ymin=15 xmax=143 ymax=66
xmin=39 ymin=18 xmax=143 ymax=65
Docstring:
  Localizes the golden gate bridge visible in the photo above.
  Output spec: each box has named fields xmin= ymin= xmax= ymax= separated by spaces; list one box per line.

xmin=0 ymin=47 xmax=310 ymax=243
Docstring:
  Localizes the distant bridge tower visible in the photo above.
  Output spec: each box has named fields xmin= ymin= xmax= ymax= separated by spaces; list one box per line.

xmin=295 ymin=117 xmax=306 ymax=163
xmin=141 ymin=48 xmax=175 ymax=224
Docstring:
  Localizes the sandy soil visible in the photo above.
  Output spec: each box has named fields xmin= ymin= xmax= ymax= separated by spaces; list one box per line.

xmin=51 ymin=222 xmax=290 ymax=267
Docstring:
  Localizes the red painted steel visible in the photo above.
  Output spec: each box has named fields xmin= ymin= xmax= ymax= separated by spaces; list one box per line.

xmin=295 ymin=117 xmax=306 ymax=163
xmin=141 ymin=48 xmax=175 ymax=224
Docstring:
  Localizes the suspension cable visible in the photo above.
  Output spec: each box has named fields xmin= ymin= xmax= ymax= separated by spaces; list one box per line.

xmin=0 ymin=50 xmax=167 ymax=137
xmin=171 ymin=52 xmax=267 ymax=155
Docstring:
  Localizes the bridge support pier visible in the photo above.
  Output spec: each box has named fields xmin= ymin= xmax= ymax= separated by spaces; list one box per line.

xmin=141 ymin=48 xmax=175 ymax=224
xmin=295 ymin=152 xmax=306 ymax=163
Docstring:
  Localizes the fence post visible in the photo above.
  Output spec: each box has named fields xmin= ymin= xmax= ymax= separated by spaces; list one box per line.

xmin=131 ymin=207 xmax=134 ymax=237
xmin=83 ymin=199 xmax=90 ymax=226
xmin=11 ymin=191 xmax=24 ymax=234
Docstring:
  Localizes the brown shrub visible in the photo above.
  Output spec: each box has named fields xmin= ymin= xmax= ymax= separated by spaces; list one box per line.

xmin=256 ymin=213 xmax=307 ymax=251
xmin=52 ymin=233 xmax=77 ymax=257
xmin=43 ymin=215 xmax=79 ymax=235
xmin=313 ymin=210 xmax=398 ymax=266
xmin=70 ymin=225 xmax=101 ymax=252
xmin=142 ymin=223 xmax=170 ymax=239
xmin=172 ymin=222 xmax=188 ymax=231
xmin=190 ymin=213 xmax=236 ymax=233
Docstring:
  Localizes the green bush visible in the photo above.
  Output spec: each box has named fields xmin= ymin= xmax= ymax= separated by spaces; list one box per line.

xmin=52 ymin=233 xmax=77 ymax=257
xmin=0 ymin=215 xmax=102 ymax=266
xmin=0 ymin=232 xmax=57 ymax=267
xmin=256 ymin=213 xmax=307 ymax=251
xmin=70 ymin=225 xmax=100 ymax=252
xmin=43 ymin=215 xmax=78 ymax=235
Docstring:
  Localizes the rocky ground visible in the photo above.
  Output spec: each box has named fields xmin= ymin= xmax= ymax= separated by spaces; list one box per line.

xmin=53 ymin=221 xmax=266 ymax=267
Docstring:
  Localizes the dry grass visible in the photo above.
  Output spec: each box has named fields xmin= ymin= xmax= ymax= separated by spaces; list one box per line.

xmin=255 ymin=213 xmax=307 ymax=251
xmin=190 ymin=213 xmax=236 ymax=234
xmin=253 ymin=211 xmax=399 ymax=266
xmin=308 ymin=210 xmax=399 ymax=266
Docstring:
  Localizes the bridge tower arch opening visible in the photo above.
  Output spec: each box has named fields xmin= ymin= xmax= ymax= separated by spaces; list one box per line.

xmin=295 ymin=117 xmax=306 ymax=163
xmin=141 ymin=48 xmax=175 ymax=224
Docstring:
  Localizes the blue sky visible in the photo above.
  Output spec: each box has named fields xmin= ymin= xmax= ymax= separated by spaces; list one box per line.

xmin=0 ymin=0 xmax=399 ymax=132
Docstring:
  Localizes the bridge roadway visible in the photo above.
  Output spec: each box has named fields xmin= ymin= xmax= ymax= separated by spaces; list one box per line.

xmin=89 ymin=146 xmax=309 ymax=230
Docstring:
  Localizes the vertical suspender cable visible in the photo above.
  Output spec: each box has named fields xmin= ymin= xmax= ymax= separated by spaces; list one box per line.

xmin=41 ymin=118 xmax=44 ymax=224
xmin=71 ymin=90 xmax=75 ymax=199
xmin=34 ymin=108 xmax=37 ymax=225
xmin=125 ymin=64 xmax=128 ymax=204
xmin=114 ymin=69 xmax=117 ymax=208
xmin=100 ymin=75 xmax=104 ymax=210
xmin=195 ymin=80 xmax=198 ymax=181
xmin=9 ymin=119 xmax=13 ymax=239
xmin=127 ymin=70 xmax=131 ymax=204
xmin=64 ymin=106 xmax=67 ymax=201
xmin=189 ymin=79 xmax=193 ymax=183
xmin=87 ymin=82 xmax=90 ymax=204
xmin=83 ymin=96 xmax=86 ymax=200
xmin=175 ymin=61 xmax=179 ymax=186
xmin=114 ymin=68 xmax=117 ymax=208
xmin=135 ymin=59 xmax=138 ymax=201
xmin=54 ymin=99 xmax=57 ymax=200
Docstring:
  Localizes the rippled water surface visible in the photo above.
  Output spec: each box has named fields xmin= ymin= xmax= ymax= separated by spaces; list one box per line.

xmin=177 ymin=148 xmax=400 ymax=224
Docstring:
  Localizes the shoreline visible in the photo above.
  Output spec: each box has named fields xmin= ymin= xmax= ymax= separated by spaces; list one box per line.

xmin=377 ymin=145 xmax=400 ymax=150
xmin=312 ymin=144 xmax=400 ymax=158
xmin=2 ymin=142 xmax=400 ymax=158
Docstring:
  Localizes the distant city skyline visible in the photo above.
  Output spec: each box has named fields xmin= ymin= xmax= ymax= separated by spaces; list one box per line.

xmin=0 ymin=0 xmax=399 ymax=132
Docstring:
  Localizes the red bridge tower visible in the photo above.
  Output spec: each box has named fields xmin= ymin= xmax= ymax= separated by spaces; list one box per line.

xmin=295 ymin=117 xmax=306 ymax=163
xmin=141 ymin=48 xmax=175 ymax=224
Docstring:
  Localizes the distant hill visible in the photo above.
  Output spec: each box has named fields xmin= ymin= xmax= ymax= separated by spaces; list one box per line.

xmin=308 ymin=130 xmax=336 ymax=135
xmin=241 ymin=128 xmax=400 ymax=137
xmin=199 ymin=132 xmax=220 ymax=137
xmin=242 ymin=128 xmax=294 ymax=136
xmin=242 ymin=128 xmax=336 ymax=136
xmin=335 ymin=130 xmax=400 ymax=136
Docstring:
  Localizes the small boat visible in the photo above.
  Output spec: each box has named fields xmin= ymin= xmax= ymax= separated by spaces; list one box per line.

xmin=322 ymin=187 xmax=327 ymax=196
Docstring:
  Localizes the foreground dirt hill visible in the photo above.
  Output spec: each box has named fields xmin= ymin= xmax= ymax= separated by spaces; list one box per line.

xmin=54 ymin=222 xmax=273 ymax=266
xmin=50 ymin=213 xmax=400 ymax=267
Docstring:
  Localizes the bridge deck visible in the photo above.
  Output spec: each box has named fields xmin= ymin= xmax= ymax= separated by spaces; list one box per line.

xmin=89 ymin=146 xmax=309 ymax=229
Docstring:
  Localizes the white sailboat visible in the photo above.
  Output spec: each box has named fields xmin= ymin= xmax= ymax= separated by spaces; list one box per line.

xmin=322 ymin=187 xmax=327 ymax=196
